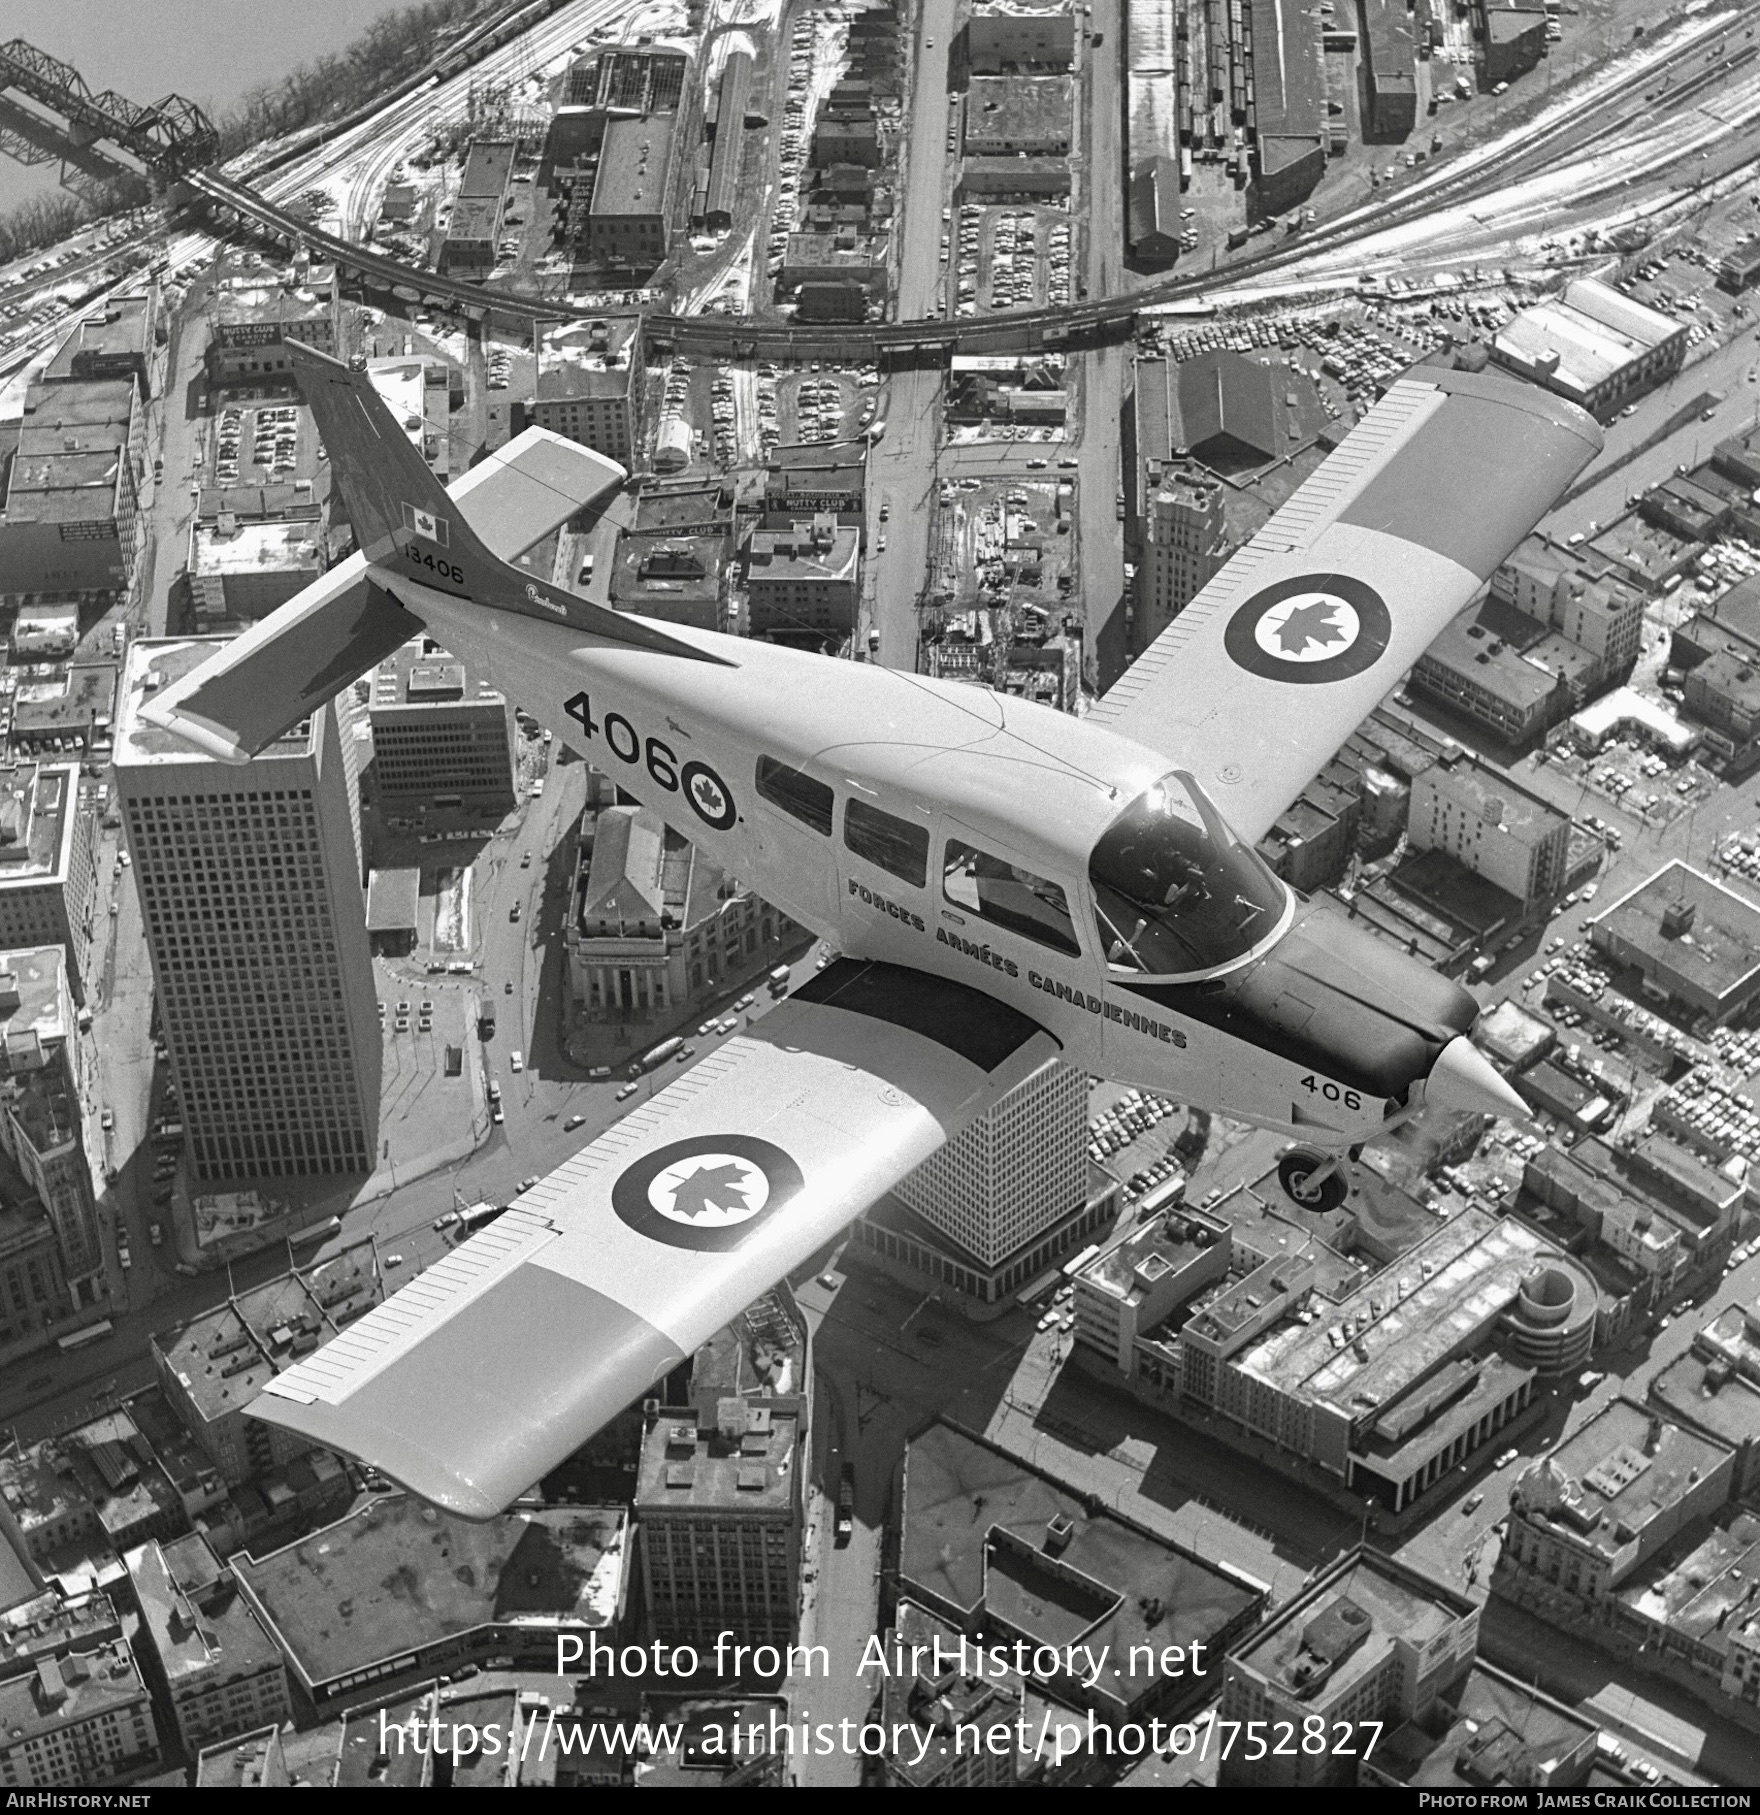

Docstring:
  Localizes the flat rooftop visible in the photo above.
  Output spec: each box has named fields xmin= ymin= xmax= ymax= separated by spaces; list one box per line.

xmin=44 ymin=294 xmax=152 ymax=380
xmin=1591 ymin=861 xmax=1760 ymax=1009
xmin=1232 ymin=1549 xmax=1466 ymax=1702
xmin=1234 ymin=1209 xmax=1562 ymax=1414
xmin=0 ymin=765 xmax=77 ymax=887
xmin=900 ymin=1421 xmax=1257 ymax=1713
xmin=747 ymin=523 xmax=859 ymax=583
xmin=3 ymin=378 xmax=135 ymax=524
xmin=1369 ymin=1662 xmax=1596 ymax=1788
xmin=366 ymin=866 xmax=421 ymax=934
xmin=0 ymin=1636 xmax=147 ymax=1749
xmin=128 ymin=1533 xmax=283 ymax=1689
xmin=370 ymin=634 xmax=504 ymax=712
xmin=192 ymin=520 xmax=323 ymax=577
xmin=1620 ymin=1510 xmax=1760 ymax=1647
xmin=591 ymin=114 xmax=676 ymax=217
xmin=1425 ymin=747 xmax=1568 ymax=835
xmin=152 ymin=1241 xmax=384 ymax=1427
xmin=234 ymin=1498 xmax=625 ymax=1686
xmin=635 ymin=1402 xmax=801 ymax=1514
xmin=116 ymin=636 xmax=316 ymax=767
xmin=1083 ymin=1208 xmax=1227 ymax=1304
xmin=1510 ymin=1399 xmax=1733 ymax=1564
xmin=965 ymin=74 xmax=1074 ymax=141
xmin=460 ymin=139 xmax=516 ymax=200
xmin=1495 ymin=279 xmax=1683 ymax=399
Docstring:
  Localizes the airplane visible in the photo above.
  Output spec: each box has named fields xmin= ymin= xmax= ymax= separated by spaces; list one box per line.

xmin=143 ymin=343 xmax=1601 ymax=1517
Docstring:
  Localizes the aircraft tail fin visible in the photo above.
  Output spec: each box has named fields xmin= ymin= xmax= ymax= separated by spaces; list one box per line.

xmin=288 ymin=341 xmax=728 ymax=664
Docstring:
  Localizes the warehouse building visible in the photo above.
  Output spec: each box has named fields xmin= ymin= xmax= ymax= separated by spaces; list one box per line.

xmin=1360 ymin=0 xmax=1417 ymax=138
xmin=584 ymin=117 xmax=676 ymax=275
xmin=0 ymin=377 xmax=145 ymax=602
xmin=1588 ymin=862 xmax=1760 ymax=1027
xmin=1492 ymin=278 xmax=1687 ymax=419
xmin=967 ymin=1 xmax=1074 ymax=70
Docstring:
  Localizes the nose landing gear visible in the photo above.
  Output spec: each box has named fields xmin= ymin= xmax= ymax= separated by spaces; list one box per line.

xmin=1276 ymin=1144 xmax=1357 ymax=1214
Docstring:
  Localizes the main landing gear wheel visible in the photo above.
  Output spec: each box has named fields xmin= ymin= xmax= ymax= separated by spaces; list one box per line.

xmin=1277 ymin=1146 xmax=1350 ymax=1214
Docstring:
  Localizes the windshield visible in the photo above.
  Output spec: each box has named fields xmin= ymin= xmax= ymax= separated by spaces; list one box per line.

xmin=1089 ymin=771 xmax=1288 ymax=978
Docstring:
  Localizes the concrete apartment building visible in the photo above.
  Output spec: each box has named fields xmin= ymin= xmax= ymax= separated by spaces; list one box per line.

xmin=126 ymin=1534 xmax=290 ymax=1756
xmin=635 ymin=1399 xmax=803 ymax=1649
xmin=0 ymin=376 xmax=145 ymax=602
xmin=1219 ymin=1551 xmax=1478 ymax=1788
xmin=116 ymin=639 xmax=379 ymax=1184
xmin=0 ymin=949 xmax=102 ymax=1301
xmin=366 ymin=636 xmax=515 ymax=811
xmin=0 ymin=763 xmax=95 ymax=1005
xmin=1407 ymin=750 xmax=1570 ymax=906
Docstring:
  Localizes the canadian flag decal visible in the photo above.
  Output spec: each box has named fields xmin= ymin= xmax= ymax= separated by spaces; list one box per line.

xmin=403 ymin=502 xmax=448 ymax=546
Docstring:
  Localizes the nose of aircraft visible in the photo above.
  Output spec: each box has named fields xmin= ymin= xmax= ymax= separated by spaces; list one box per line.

xmin=1423 ymin=1036 xmax=1531 ymax=1124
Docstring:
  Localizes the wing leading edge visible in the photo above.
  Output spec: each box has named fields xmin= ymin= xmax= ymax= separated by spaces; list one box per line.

xmin=250 ymin=962 xmax=1059 ymax=1517
xmin=1091 ymin=367 xmax=1602 ymax=844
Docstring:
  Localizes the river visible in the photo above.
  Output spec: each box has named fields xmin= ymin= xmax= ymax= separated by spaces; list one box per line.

xmin=0 ymin=0 xmax=433 ymax=213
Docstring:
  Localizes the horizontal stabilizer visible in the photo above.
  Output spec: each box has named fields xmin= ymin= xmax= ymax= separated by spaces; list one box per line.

xmin=450 ymin=425 xmax=627 ymax=561
xmin=140 ymin=562 xmax=419 ymax=761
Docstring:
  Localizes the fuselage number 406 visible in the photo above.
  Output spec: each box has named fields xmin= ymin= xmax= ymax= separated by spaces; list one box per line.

xmin=562 ymin=692 xmax=738 ymax=832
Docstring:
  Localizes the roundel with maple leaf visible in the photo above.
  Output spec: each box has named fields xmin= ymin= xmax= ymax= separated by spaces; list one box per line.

xmin=611 ymin=1135 xmax=805 ymax=1252
xmin=1221 ymin=573 xmax=1392 ymax=685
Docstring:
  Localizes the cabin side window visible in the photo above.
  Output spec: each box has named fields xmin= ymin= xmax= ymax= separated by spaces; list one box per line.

xmin=844 ymin=799 xmax=928 ymax=888
xmin=755 ymin=756 xmax=834 ymax=835
xmin=943 ymin=840 xmax=1081 ymax=955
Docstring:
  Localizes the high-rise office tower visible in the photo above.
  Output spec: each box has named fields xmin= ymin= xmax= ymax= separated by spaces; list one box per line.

xmin=115 ymin=640 xmax=380 ymax=1183
xmin=894 ymin=1055 xmax=1089 ymax=1268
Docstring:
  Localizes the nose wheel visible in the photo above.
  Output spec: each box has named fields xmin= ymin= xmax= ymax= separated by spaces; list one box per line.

xmin=1277 ymin=1145 xmax=1352 ymax=1214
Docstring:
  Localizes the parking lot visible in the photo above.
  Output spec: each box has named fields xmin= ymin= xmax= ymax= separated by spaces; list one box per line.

xmin=1540 ymin=736 xmax=1718 ymax=828
xmin=211 ymin=401 xmax=305 ymax=489
xmin=945 ymin=204 xmax=1073 ymax=315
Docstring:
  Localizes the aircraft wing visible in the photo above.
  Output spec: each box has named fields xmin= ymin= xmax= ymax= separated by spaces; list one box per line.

xmin=137 ymin=427 xmax=624 ymax=763
xmin=249 ymin=961 xmax=1059 ymax=1517
xmin=449 ymin=425 xmax=626 ymax=561
xmin=1088 ymin=367 xmax=1601 ymax=845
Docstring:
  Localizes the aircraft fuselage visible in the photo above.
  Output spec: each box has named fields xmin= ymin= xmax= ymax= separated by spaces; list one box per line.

xmin=395 ymin=576 xmax=1502 ymax=1156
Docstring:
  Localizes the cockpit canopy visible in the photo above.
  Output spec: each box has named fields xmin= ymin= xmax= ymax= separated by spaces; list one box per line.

xmin=1089 ymin=771 xmax=1288 ymax=980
